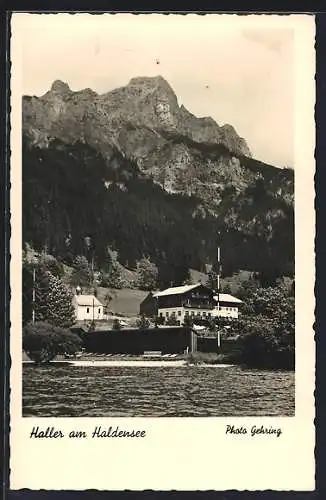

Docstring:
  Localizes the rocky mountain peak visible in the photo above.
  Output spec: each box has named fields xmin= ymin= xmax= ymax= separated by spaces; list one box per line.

xmin=128 ymin=75 xmax=172 ymax=89
xmin=126 ymin=75 xmax=178 ymax=108
xmin=23 ymin=75 xmax=255 ymax=168
xmin=50 ymin=80 xmax=72 ymax=96
xmin=221 ymin=123 xmax=237 ymax=134
xmin=22 ymin=76 xmax=294 ymax=283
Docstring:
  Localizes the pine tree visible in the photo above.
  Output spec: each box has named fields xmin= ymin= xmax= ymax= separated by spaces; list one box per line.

xmin=206 ymin=267 xmax=219 ymax=291
xmin=70 ymin=255 xmax=93 ymax=288
xmin=136 ymin=257 xmax=158 ymax=291
xmin=34 ymin=269 xmax=52 ymax=323
xmin=46 ymin=273 xmax=76 ymax=328
xmin=107 ymin=260 xmax=124 ymax=289
xmin=22 ymin=263 xmax=34 ymax=325
xmin=34 ymin=269 xmax=75 ymax=328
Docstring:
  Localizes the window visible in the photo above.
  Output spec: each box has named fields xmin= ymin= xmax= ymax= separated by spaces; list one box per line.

xmin=98 ymin=308 xmax=101 ymax=314
xmin=166 ymin=312 xmax=169 ymax=317
xmin=185 ymin=311 xmax=189 ymax=316
xmin=191 ymin=311 xmax=195 ymax=316
xmin=159 ymin=312 xmax=163 ymax=317
xmin=178 ymin=311 xmax=181 ymax=316
xmin=208 ymin=312 xmax=211 ymax=317
xmin=86 ymin=307 xmax=90 ymax=314
xmin=203 ymin=311 xmax=206 ymax=317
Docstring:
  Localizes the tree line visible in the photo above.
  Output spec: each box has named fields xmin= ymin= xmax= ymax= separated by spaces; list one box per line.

xmin=23 ymin=137 xmax=294 ymax=288
xmin=23 ymin=267 xmax=294 ymax=369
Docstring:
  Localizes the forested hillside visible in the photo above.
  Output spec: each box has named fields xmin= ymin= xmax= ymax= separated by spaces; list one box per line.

xmin=23 ymin=136 xmax=294 ymax=288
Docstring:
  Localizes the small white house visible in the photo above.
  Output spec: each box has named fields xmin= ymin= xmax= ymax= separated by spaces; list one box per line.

xmin=73 ymin=294 xmax=104 ymax=321
xmin=211 ymin=293 xmax=243 ymax=319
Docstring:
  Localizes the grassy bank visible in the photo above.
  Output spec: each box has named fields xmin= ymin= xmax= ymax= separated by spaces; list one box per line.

xmin=184 ymin=352 xmax=234 ymax=365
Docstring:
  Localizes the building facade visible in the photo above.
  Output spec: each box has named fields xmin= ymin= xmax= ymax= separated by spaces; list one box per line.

xmin=154 ymin=283 xmax=214 ymax=324
xmin=73 ymin=294 xmax=104 ymax=321
xmin=139 ymin=292 xmax=157 ymax=317
xmin=211 ymin=293 xmax=243 ymax=319
xmin=139 ymin=283 xmax=242 ymax=324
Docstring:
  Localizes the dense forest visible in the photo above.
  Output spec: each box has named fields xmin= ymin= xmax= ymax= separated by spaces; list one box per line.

xmin=23 ymin=137 xmax=294 ymax=288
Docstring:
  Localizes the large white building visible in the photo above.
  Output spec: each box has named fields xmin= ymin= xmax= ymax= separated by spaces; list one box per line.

xmin=73 ymin=294 xmax=104 ymax=321
xmin=140 ymin=283 xmax=242 ymax=324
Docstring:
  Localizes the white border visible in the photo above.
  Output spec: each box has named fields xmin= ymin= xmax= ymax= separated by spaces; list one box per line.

xmin=10 ymin=13 xmax=315 ymax=491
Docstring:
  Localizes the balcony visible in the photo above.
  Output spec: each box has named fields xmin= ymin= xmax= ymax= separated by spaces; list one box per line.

xmin=183 ymin=302 xmax=214 ymax=310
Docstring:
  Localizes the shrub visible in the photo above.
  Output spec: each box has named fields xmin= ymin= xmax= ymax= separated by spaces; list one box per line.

xmin=183 ymin=316 xmax=194 ymax=328
xmin=39 ymin=254 xmax=64 ymax=278
xmin=23 ymin=321 xmax=82 ymax=364
xmin=88 ymin=320 xmax=96 ymax=332
xmin=232 ymin=284 xmax=295 ymax=370
xmin=154 ymin=315 xmax=165 ymax=326
xmin=136 ymin=314 xmax=150 ymax=329
xmin=166 ymin=316 xmax=179 ymax=326
xmin=112 ymin=319 xmax=121 ymax=330
xmin=185 ymin=352 xmax=231 ymax=365
xmin=236 ymin=331 xmax=294 ymax=370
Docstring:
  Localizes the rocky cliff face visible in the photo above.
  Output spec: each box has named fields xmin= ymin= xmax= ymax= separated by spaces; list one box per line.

xmin=22 ymin=76 xmax=294 ymax=281
xmin=22 ymin=76 xmax=266 ymax=209
xmin=24 ymin=76 xmax=251 ymax=155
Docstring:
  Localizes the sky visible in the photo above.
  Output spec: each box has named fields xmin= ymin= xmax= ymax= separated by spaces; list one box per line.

xmin=13 ymin=13 xmax=294 ymax=167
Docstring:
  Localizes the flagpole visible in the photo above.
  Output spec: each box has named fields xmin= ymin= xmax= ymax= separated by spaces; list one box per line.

xmin=217 ymin=232 xmax=221 ymax=352
xmin=32 ymin=266 xmax=36 ymax=324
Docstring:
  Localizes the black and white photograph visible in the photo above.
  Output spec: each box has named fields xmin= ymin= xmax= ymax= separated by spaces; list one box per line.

xmin=9 ymin=12 xmax=315 ymax=491
xmin=19 ymin=14 xmax=297 ymax=417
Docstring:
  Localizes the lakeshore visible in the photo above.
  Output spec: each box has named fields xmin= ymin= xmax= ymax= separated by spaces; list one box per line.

xmin=22 ymin=351 xmax=236 ymax=368
xmin=23 ymin=359 xmax=187 ymax=367
xmin=22 ymin=358 xmax=236 ymax=368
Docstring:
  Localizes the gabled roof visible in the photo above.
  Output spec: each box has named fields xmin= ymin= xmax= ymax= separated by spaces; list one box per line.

xmin=213 ymin=293 xmax=243 ymax=304
xmin=74 ymin=295 xmax=103 ymax=307
xmin=153 ymin=283 xmax=203 ymax=297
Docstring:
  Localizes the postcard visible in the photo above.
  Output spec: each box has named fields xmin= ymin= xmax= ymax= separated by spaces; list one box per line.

xmin=9 ymin=12 xmax=315 ymax=491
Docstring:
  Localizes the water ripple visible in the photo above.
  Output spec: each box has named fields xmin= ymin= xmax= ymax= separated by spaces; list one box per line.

xmin=23 ymin=365 xmax=295 ymax=417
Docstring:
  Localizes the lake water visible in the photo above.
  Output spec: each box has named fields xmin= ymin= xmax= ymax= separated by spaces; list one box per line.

xmin=22 ymin=364 xmax=295 ymax=417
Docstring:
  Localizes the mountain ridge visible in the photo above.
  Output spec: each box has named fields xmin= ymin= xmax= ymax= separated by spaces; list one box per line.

xmin=22 ymin=75 xmax=294 ymax=286
xmin=23 ymin=76 xmax=252 ymax=158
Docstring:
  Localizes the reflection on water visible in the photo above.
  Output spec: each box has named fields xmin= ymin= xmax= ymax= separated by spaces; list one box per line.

xmin=23 ymin=364 xmax=295 ymax=417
